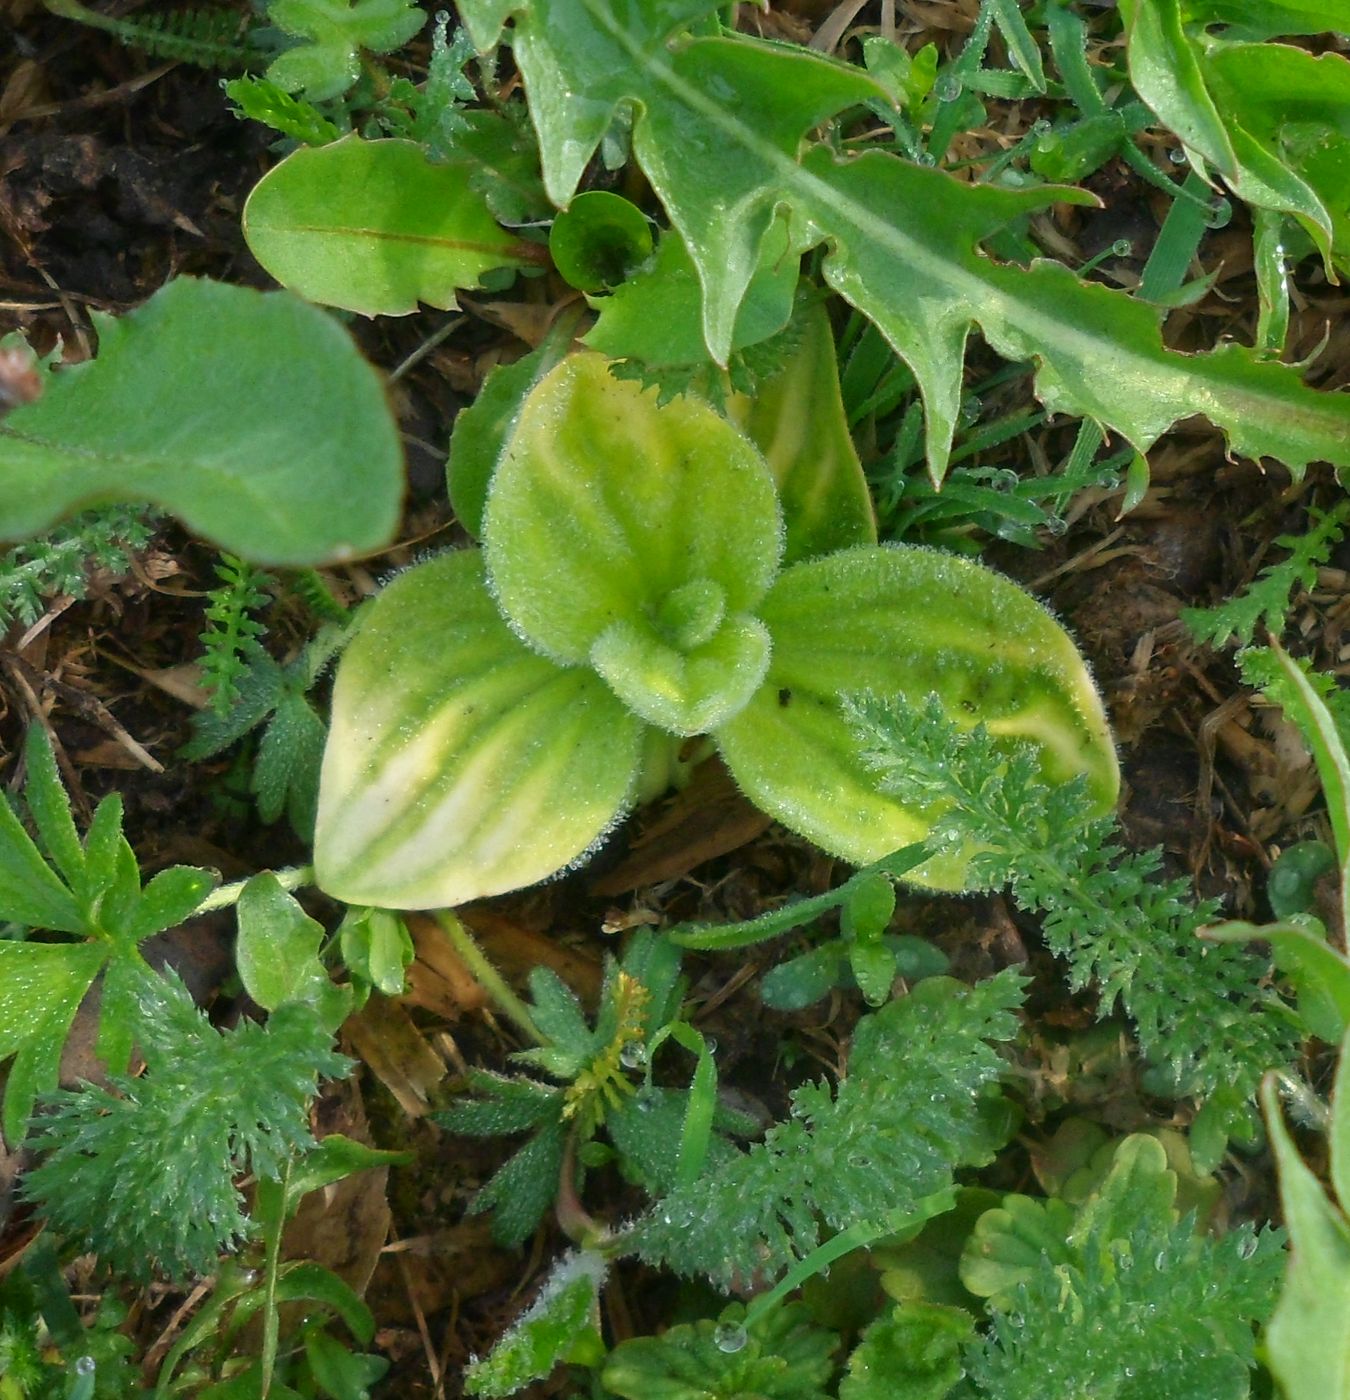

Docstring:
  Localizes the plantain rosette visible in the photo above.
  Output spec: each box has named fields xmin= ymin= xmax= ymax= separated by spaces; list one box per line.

xmin=314 ymin=353 xmax=1118 ymax=910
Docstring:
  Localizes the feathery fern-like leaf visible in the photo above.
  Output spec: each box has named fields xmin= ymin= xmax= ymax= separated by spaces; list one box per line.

xmin=848 ymin=694 xmax=1302 ymax=1115
xmin=22 ymin=971 xmax=348 ymax=1282
xmin=44 ymin=0 xmax=262 ymax=69
xmin=628 ymin=971 xmax=1023 ymax=1289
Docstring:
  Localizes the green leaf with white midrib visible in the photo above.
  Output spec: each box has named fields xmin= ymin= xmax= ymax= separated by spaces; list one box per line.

xmin=461 ymin=0 xmax=1350 ymax=483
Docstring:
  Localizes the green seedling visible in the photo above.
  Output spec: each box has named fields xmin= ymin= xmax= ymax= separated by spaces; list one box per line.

xmin=314 ymin=351 xmax=1118 ymax=910
xmin=758 ymin=872 xmax=950 ymax=1011
xmin=437 ymin=929 xmax=692 ymax=1249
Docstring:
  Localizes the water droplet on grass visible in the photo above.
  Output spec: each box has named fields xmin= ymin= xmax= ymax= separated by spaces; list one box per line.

xmin=714 ymin=1322 xmax=747 ymax=1353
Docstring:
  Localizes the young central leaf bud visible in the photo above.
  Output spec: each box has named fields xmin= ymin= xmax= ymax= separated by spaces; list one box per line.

xmin=591 ymin=613 xmax=771 ymax=737
xmin=655 ymin=578 xmax=726 ymax=652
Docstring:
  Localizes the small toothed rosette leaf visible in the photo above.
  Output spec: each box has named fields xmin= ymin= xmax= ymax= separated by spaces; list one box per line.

xmin=713 ymin=545 xmax=1119 ymax=889
xmin=314 ymin=550 xmax=643 ymax=909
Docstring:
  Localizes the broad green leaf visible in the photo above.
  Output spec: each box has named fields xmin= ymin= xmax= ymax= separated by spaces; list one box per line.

xmin=461 ymin=0 xmax=1350 ymax=483
xmin=1123 ymin=1 xmax=1344 ymax=267
xmin=713 ymin=545 xmax=1119 ymax=889
xmin=236 ymin=873 xmax=329 ymax=1012
xmin=805 ymin=146 xmax=1350 ymax=481
xmin=0 ymin=941 xmax=106 ymax=1144
xmin=1262 ymin=1071 xmax=1350 ymax=1400
xmin=1203 ymin=42 xmax=1350 ymax=269
xmin=0 ymin=278 xmax=403 ymax=566
xmin=243 ymin=137 xmax=538 ymax=316
xmin=314 ymin=549 xmax=644 ymax=909
xmin=1121 ymin=0 xmax=1236 ymax=168
xmin=726 ymin=303 xmax=876 ymax=565
xmin=446 ymin=309 xmax=581 ymax=539
xmin=0 ymin=789 xmax=84 ymax=933
xmin=483 ymin=353 xmax=783 ymax=664
xmin=465 ymin=1251 xmax=607 ymax=1397
xmin=265 ymin=0 xmax=425 ymax=101
xmin=549 ymin=190 xmax=654 ymax=292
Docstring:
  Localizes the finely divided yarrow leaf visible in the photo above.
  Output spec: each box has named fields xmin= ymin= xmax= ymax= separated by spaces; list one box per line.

xmin=629 ymin=970 xmax=1023 ymax=1288
xmin=22 ymin=972 xmax=348 ymax=1282
xmin=849 ymin=694 xmax=1301 ymax=1106
xmin=1182 ymin=501 xmax=1350 ymax=648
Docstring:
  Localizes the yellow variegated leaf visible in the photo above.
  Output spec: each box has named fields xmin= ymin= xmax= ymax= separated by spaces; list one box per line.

xmin=315 ymin=550 xmax=644 ymax=909
xmin=484 ymin=352 xmax=783 ymax=670
xmin=727 ymin=302 xmax=875 ymax=565
xmin=714 ymin=545 xmax=1118 ymax=889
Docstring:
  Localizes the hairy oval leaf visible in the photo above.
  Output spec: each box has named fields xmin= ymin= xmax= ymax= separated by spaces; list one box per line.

xmin=314 ymin=550 xmax=644 ymax=909
xmin=714 ymin=545 xmax=1119 ymax=889
xmin=483 ymin=352 xmax=783 ymax=664
xmin=0 ymin=278 xmax=403 ymax=566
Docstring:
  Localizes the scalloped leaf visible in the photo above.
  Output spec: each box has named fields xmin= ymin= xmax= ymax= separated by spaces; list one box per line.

xmin=244 ymin=137 xmax=539 ymax=316
xmin=0 ymin=278 xmax=403 ymax=566
xmin=265 ymin=0 xmax=426 ymax=101
xmin=483 ymin=352 xmax=783 ymax=664
xmin=713 ymin=545 xmax=1119 ymax=889
xmin=314 ymin=549 xmax=644 ymax=909
xmin=459 ymin=0 xmax=1350 ymax=483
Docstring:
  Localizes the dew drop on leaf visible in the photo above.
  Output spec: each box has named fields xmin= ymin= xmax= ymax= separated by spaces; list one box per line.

xmin=934 ymin=73 xmax=961 ymax=101
xmin=714 ymin=1322 xmax=747 ymax=1353
xmin=1168 ymin=147 xmax=1188 ymax=164
xmin=75 ymin=1357 xmax=96 ymax=1376
xmin=1205 ymin=197 xmax=1232 ymax=229
xmin=619 ymin=1042 xmax=648 ymax=1070
xmin=916 ymin=152 xmax=937 ymax=168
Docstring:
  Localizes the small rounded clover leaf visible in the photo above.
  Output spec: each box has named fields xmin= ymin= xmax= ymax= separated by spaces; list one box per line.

xmin=314 ymin=352 xmax=1119 ymax=910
